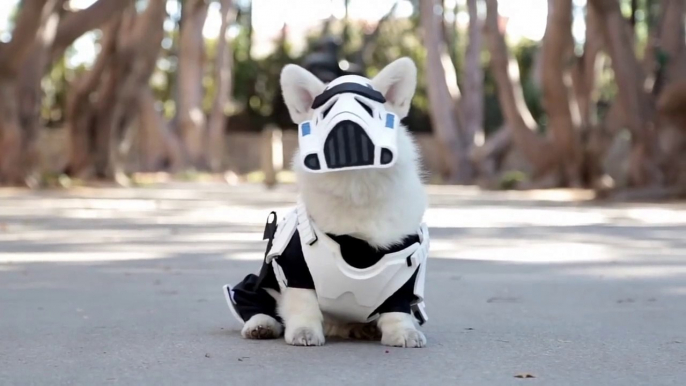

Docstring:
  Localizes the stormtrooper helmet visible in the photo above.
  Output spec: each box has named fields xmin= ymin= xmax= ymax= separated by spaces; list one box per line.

xmin=296 ymin=75 xmax=399 ymax=173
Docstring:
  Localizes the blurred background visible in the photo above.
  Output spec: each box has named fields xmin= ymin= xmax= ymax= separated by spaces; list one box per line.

xmin=0 ymin=0 xmax=684 ymax=199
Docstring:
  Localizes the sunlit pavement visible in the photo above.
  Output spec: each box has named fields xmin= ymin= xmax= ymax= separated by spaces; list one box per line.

xmin=1 ymin=183 xmax=685 ymax=385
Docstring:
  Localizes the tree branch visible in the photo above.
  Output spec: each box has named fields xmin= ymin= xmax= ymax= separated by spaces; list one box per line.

xmin=51 ymin=0 xmax=133 ymax=60
xmin=0 ymin=0 xmax=49 ymax=76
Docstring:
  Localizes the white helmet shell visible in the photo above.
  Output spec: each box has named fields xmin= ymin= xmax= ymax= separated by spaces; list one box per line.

xmin=297 ymin=75 xmax=398 ymax=173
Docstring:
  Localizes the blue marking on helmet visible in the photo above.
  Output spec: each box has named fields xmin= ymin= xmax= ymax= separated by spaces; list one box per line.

xmin=301 ymin=122 xmax=311 ymax=136
xmin=385 ymin=113 xmax=395 ymax=129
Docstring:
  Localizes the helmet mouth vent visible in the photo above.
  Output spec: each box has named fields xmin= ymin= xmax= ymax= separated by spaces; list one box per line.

xmin=324 ymin=121 xmax=375 ymax=169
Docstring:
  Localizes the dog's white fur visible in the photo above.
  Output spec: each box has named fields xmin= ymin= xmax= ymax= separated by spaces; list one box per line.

xmin=243 ymin=58 xmax=427 ymax=348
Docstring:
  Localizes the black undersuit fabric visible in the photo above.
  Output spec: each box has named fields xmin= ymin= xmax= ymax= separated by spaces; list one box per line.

xmin=227 ymin=230 xmax=422 ymax=324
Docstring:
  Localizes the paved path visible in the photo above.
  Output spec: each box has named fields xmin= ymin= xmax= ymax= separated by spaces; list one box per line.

xmin=1 ymin=183 xmax=685 ymax=385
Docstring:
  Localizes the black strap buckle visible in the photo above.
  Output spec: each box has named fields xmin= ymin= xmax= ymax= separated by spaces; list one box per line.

xmin=412 ymin=306 xmax=426 ymax=326
xmin=263 ymin=211 xmax=278 ymax=258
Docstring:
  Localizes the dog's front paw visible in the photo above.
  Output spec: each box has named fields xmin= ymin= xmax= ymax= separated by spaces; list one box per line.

xmin=381 ymin=328 xmax=426 ymax=348
xmin=285 ymin=326 xmax=325 ymax=346
xmin=377 ymin=312 xmax=427 ymax=348
xmin=241 ymin=314 xmax=282 ymax=339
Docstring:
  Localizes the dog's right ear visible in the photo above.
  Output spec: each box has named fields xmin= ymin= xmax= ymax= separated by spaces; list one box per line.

xmin=280 ymin=64 xmax=326 ymax=124
xmin=371 ymin=57 xmax=417 ymax=119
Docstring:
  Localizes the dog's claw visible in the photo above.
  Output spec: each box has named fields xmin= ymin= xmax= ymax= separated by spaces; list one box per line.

xmin=288 ymin=327 xmax=325 ymax=346
xmin=381 ymin=329 xmax=426 ymax=348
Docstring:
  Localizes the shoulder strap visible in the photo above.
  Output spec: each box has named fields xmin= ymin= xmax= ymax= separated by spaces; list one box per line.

xmin=411 ymin=222 xmax=430 ymax=324
xmin=263 ymin=198 xmax=319 ymax=262
xmin=265 ymin=208 xmax=298 ymax=263
xmin=296 ymin=198 xmax=318 ymax=245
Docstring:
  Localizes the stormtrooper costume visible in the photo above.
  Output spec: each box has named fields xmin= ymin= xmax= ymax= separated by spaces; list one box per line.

xmin=222 ymin=75 xmax=430 ymax=327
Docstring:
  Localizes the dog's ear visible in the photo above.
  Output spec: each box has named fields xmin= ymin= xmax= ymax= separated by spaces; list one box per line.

xmin=280 ymin=64 xmax=326 ymax=124
xmin=371 ymin=57 xmax=417 ymax=118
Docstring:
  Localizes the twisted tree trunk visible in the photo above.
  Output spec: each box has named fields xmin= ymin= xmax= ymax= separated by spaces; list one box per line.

xmin=65 ymin=0 xmax=167 ymax=180
xmin=540 ymin=0 xmax=582 ymax=186
xmin=0 ymin=0 xmax=50 ymax=185
xmin=65 ymin=17 xmax=120 ymax=177
xmin=207 ymin=0 xmax=236 ymax=172
xmin=484 ymin=0 xmax=558 ymax=178
xmin=589 ymin=0 xmax=663 ymax=187
xmin=138 ymin=87 xmax=185 ymax=172
xmin=178 ymin=0 xmax=210 ymax=169
xmin=0 ymin=0 xmax=132 ymax=185
xmin=463 ymin=0 xmax=484 ymax=146
xmin=15 ymin=0 xmax=65 ymax=185
xmin=420 ymin=0 xmax=473 ymax=183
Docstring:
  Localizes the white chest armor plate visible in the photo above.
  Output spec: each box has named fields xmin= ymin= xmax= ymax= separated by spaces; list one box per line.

xmin=266 ymin=201 xmax=429 ymax=324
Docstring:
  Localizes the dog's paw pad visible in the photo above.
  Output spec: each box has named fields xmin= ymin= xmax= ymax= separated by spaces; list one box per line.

xmin=241 ymin=314 xmax=282 ymax=339
xmin=288 ymin=327 xmax=325 ymax=346
xmin=381 ymin=329 xmax=426 ymax=348
xmin=245 ymin=325 xmax=278 ymax=339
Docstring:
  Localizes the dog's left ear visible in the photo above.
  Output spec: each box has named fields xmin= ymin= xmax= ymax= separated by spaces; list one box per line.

xmin=280 ymin=64 xmax=326 ymax=124
xmin=371 ymin=57 xmax=417 ymax=118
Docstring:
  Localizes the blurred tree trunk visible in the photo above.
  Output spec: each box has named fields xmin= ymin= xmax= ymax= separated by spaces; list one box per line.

xmin=65 ymin=0 xmax=167 ymax=181
xmin=28 ymin=0 xmax=132 ymax=181
xmin=207 ymin=0 xmax=236 ymax=172
xmin=463 ymin=0 xmax=484 ymax=147
xmin=444 ymin=0 xmax=460 ymax=75
xmin=66 ymin=17 xmax=120 ymax=178
xmin=420 ymin=0 xmax=473 ymax=183
xmin=15 ymin=0 xmax=64 ymax=186
xmin=138 ymin=87 xmax=185 ymax=172
xmin=572 ymin=3 xmax=603 ymax=130
xmin=589 ymin=0 xmax=663 ymax=187
xmin=0 ymin=0 xmax=50 ymax=185
xmin=471 ymin=127 xmax=511 ymax=184
xmin=540 ymin=0 xmax=582 ymax=186
xmin=0 ymin=0 xmax=132 ymax=185
xmin=100 ymin=0 xmax=167 ymax=180
xmin=653 ymin=0 xmax=686 ymax=190
xmin=573 ymin=3 xmax=615 ymax=187
xmin=655 ymin=0 xmax=686 ymax=85
xmin=177 ymin=0 xmax=210 ymax=169
xmin=484 ymin=0 xmax=558 ymax=179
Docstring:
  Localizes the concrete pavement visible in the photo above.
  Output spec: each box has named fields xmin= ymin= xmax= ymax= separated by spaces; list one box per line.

xmin=1 ymin=183 xmax=685 ymax=385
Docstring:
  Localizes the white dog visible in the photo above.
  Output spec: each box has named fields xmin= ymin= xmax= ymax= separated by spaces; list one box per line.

xmin=223 ymin=57 xmax=429 ymax=348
